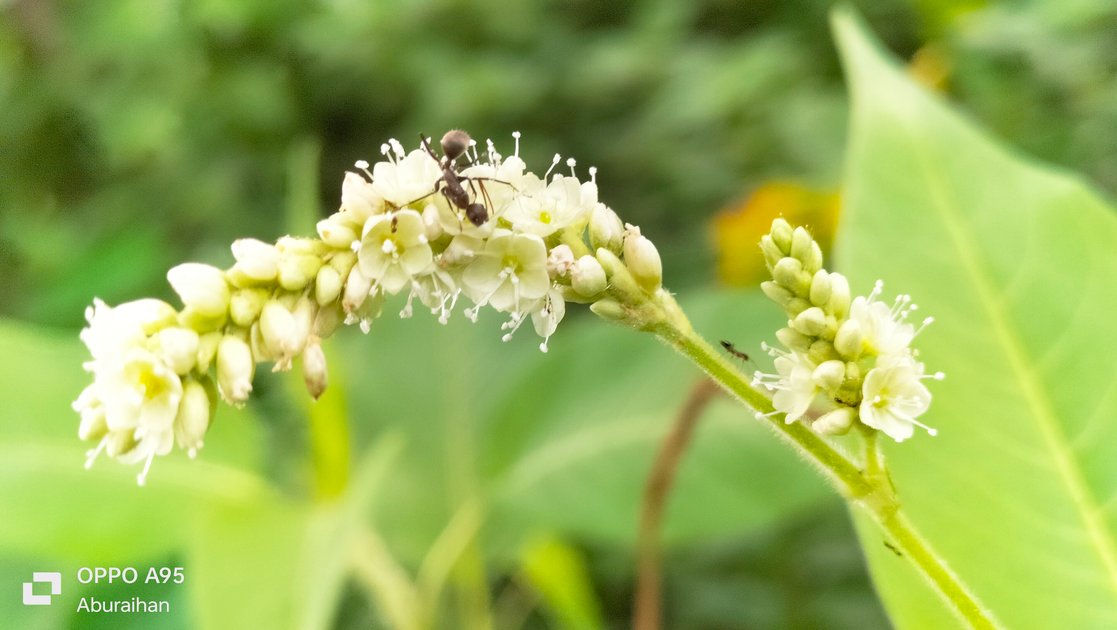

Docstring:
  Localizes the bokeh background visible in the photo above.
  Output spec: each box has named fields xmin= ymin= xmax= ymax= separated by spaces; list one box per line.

xmin=2 ymin=0 xmax=1115 ymax=628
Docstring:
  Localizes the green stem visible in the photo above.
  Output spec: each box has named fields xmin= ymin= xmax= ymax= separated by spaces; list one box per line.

xmin=651 ymin=302 xmax=999 ymax=630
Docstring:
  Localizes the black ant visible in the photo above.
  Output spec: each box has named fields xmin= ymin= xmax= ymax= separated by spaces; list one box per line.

xmin=721 ymin=340 xmax=758 ymax=369
xmin=417 ymin=130 xmax=492 ymax=227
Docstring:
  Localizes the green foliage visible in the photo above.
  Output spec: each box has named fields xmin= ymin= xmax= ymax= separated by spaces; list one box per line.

xmin=834 ymin=9 xmax=1117 ymax=628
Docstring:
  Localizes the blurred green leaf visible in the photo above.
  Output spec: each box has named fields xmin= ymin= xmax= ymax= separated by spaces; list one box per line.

xmin=520 ymin=535 xmax=603 ymax=630
xmin=834 ymin=9 xmax=1117 ymax=627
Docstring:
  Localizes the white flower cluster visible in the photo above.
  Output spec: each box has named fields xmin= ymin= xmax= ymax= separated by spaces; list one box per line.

xmin=751 ymin=219 xmax=943 ymax=442
xmin=74 ymin=130 xmax=666 ymax=482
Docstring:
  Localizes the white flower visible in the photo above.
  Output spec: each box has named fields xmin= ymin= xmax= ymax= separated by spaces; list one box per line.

xmin=753 ymin=348 xmax=818 ymax=424
xmin=531 ymin=288 xmax=566 ymax=352
xmin=462 ymin=230 xmax=550 ymax=315
xmin=80 ymin=298 xmax=177 ymax=361
xmin=504 ymin=174 xmax=594 ymax=237
xmin=848 ymin=281 xmax=932 ymax=359
xmin=341 ymin=171 xmax=385 ymax=223
xmin=357 ymin=210 xmax=434 ymax=294
xmin=75 ymin=347 xmax=183 ymax=484
xmin=173 ymin=378 xmax=212 ymax=457
xmin=371 ymin=149 xmax=443 ymax=208
xmin=859 ymin=357 xmax=939 ymax=442
xmin=216 ymin=335 xmax=254 ymax=406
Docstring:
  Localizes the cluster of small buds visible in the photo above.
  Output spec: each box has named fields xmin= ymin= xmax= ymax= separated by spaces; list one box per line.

xmin=751 ymin=218 xmax=943 ymax=442
xmin=74 ymin=130 xmax=666 ymax=483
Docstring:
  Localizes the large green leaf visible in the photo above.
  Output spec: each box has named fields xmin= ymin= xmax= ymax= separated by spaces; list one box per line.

xmin=833 ymin=10 xmax=1117 ymax=628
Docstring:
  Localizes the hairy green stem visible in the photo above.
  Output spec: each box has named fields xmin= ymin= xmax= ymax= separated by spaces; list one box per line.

xmin=650 ymin=298 xmax=999 ymax=630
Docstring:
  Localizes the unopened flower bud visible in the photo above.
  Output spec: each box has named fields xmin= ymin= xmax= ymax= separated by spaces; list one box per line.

xmin=772 ymin=258 xmax=807 ymax=295
xmin=230 ymin=238 xmax=279 ymax=283
xmin=276 ymin=236 xmax=326 ymax=257
xmin=790 ymin=227 xmax=813 ymax=261
xmin=278 ymin=254 xmax=323 ymax=292
xmin=328 ymin=250 xmax=357 ymax=276
xmin=623 ymin=228 xmax=662 ymax=292
xmin=167 ymin=263 xmax=229 ymax=317
xmin=770 ymin=218 xmax=793 ymax=254
xmin=785 ymin=297 xmax=811 ymax=317
xmin=343 ymin=268 xmax=373 ymax=313
xmin=761 ymin=281 xmax=794 ymax=307
xmin=776 ymin=327 xmax=812 ymax=353
xmin=302 ymin=340 xmax=329 ymax=400
xmin=828 ymin=272 xmax=851 ymax=319
xmin=589 ymin=298 xmax=626 ymax=322
xmin=759 ymin=235 xmax=784 ymax=269
xmin=808 ymin=339 xmax=838 ymax=364
xmin=154 ymin=326 xmax=200 ymax=375
xmin=571 ymin=255 xmax=607 ymax=297
xmin=315 ymin=266 xmax=343 ymax=306
xmin=812 ymin=359 xmax=846 ymax=391
xmin=547 ymin=244 xmax=575 ymax=277
xmin=834 ymin=319 xmax=863 ymax=359
xmin=230 ymin=288 xmax=269 ymax=328
xmin=809 ymin=270 xmax=831 ymax=307
xmin=196 ymin=332 xmax=221 ymax=373
xmin=802 ymin=241 xmax=823 ymax=274
xmin=260 ymin=300 xmax=298 ymax=360
xmin=792 ymin=307 xmax=827 ymax=337
xmin=174 ymin=378 xmax=212 ymax=456
xmin=814 ymin=407 xmax=855 ymax=435
xmin=589 ymin=203 xmax=624 ymax=254
xmin=314 ymin=304 xmax=343 ymax=338
xmin=317 ymin=218 xmax=359 ymax=249
xmin=217 ymin=335 xmax=254 ymax=405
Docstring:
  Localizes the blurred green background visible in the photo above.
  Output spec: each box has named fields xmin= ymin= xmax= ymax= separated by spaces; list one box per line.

xmin=2 ymin=0 xmax=1115 ymax=628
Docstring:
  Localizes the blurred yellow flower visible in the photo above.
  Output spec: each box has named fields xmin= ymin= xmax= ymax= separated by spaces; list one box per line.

xmin=710 ymin=182 xmax=840 ymax=287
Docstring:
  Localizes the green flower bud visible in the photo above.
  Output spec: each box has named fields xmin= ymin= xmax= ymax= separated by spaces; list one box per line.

xmin=759 ymin=235 xmax=784 ymax=269
xmin=776 ymin=326 xmax=812 ymax=353
xmin=571 ymin=255 xmax=607 ymax=297
xmin=596 ymin=247 xmax=644 ymax=298
xmin=343 ymin=268 xmax=373 ymax=314
xmin=623 ymin=229 xmax=663 ymax=293
xmin=260 ymin=300 xmax=298 ymax=361
xmin=302 ymin=339 xmax=329 ymax=400
xmin=217 ymin=335 xmax=254 ymax=406
xmin=772 ymin=257 xmax=807 ymax=295
xmin=196 ymin=332 xmax=222 ymax=373
xmin=812 ymin=359 xmax=846 ymax=391
xmin=278 ymin=254 xmax=323 ymax=292
xmin=770 ymin=218 xmax=793 ymax=254
xmin=761 ymin=281 xmax=794 ymax=307
xmin=792 ymin=306 xmax=827 ymax=337
xmin=154 ymin=326 xmax=200 ymax=375
xmin=328 ymin=250 xmax=357 ymax=276
xmin=314 ymin=303 xmax=343 ymax=338
xmin=174 ymin=378 xmax=213 ymax=456
xmin=315 ymin=266 xmax=343 ymax=306
xmin=802 ymin=242 xmax=823 ymax=274
xmin=834 ymin=319 xmax=863 ymax=359
xmin=276 ymin=236 xmax=326 ymax=257
xmin=589 ymin=298 xmax=626 ymax=322
xmin=230 ymin=288 xmax=269 ymax=328
xmin=230 ymin=238 xmax=279 ymax=284
xmin=828 ymin=272 xmax=851 ymax=319
xmin=790 ymin=227 xmax=813 ymax=261
xmin=167 ymin=263 xmax=230 ymax=318
xmin=814 ymin=407 xmax=855 ymax=435
xmin=177 ymin=306 xmax=226 ymax=334
xmin=589 ymin=204 xmax=624 ymax=254
xmin=809 ymin=270 xmax=831 ymax=307
xmin=785 ymin=297 xmax=811 ymax=317
xmin=808 ymin=339 xmax=838 ymax=364
xmin=317 ymin=218 xmax=359 ymax=250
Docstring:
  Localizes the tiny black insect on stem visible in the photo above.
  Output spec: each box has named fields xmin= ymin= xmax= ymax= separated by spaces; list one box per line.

xmin=720 ymin=340 xmax=757 ymax=370
xmin=883 ymin=540 xmax=903 ymax=557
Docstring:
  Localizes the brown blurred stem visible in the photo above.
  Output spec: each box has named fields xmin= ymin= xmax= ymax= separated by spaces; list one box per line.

xmin=633 ymin=378 xmax=722 ymax=630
